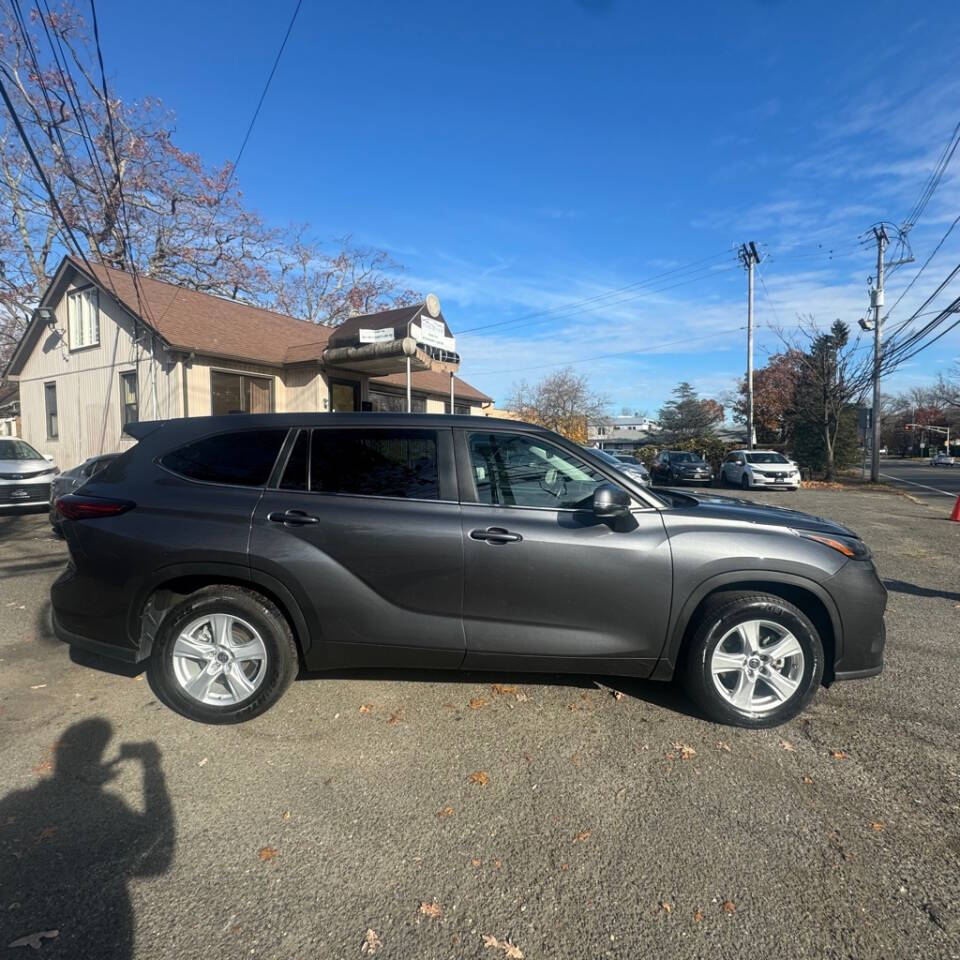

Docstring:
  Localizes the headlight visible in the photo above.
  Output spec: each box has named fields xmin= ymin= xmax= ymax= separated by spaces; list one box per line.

xmin=796 ymin=530 xmax=870 ymax=560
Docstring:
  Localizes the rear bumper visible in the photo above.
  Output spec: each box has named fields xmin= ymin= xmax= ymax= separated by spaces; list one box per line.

xmin=53 ymin=609 xmax=143 ymax=663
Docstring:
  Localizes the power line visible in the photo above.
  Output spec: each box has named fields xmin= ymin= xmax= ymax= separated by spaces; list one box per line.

xmin=458 ymin=252 xmax=738 ymax=337
xmin=152 ymin=0 xmax=304 ymax=329
xmin=901 ymin=121 xmax=960 ymax=234
xmin=464 ymin=325 xmax=747 ymax=377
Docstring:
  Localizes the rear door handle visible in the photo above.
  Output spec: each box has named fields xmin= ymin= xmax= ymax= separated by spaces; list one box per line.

xmin=268 ymin=509 xmax=319 ymax=526
xmin=470 ymin=526 xmax=522 ymax=544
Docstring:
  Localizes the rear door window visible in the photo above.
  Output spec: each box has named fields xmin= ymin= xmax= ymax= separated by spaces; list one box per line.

xmin=309 ymin=428 xmax=439 ymax=499
xmin=160 ymin=430 xmax=287 ymax=486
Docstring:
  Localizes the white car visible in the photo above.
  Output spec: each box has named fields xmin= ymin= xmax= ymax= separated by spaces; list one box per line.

xmin=0 ymin=437 xmax=59 ymax=508
xmin=721 ymin=450 xmax=801 ymax=490
xmin=930 ymin=453 xmax=956 ymax=467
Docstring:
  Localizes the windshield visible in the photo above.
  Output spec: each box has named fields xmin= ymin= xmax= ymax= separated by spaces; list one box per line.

xmin=586 ymin=448 xmax=621 ymax=466
xmin=615 ymin=455 xmax=640 ymax=465
xmin=669 ymin=452 xmax=700 ymax=463
xmin=0 ymin=439 xmax=44 ymax=461
xmin=746 ymin=453 xmax=789 ymax=464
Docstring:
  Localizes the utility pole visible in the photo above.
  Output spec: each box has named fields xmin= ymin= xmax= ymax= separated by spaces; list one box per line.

xmin=870 ymin=226 xmax=886 ymax=483
xmin=738 ymin=242 xmax=761 ymax=450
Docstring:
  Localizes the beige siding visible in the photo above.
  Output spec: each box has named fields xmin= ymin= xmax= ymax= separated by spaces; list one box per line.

xmin=282 ymin=366 xmax=322 ymax=412
xmin=16 ymin=274 xmax=179 ymax=468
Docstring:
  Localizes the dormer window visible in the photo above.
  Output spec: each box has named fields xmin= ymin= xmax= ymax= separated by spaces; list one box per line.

xmin=67 ymin=286 xmax=99 ymax=349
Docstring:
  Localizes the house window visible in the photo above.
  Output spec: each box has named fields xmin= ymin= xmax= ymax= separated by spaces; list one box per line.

xmin=210 ymin=371 xmax=274 ymax=415
xmin=443 ymin=400 xmax=471 ymax=415
xmin=120 ymin=371 xmax=138 ymax=426
xmin=369 ymin=390 xmax=426 ymax=413
xmin=44 ymin=382 xmax=58 ymax=439
xmin=67 ymin=286 xmax=99 ymax=349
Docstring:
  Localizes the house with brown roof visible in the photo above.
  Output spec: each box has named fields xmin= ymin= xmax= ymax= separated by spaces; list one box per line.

xmin=4 ymin=256 xmax=494 ymax=467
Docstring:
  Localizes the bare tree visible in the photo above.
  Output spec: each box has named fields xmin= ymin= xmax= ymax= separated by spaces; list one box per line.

xmin=0 ymin=3 xmax=417 ymax=368
xmin=507 ymin=367 xmax=608 ymax=442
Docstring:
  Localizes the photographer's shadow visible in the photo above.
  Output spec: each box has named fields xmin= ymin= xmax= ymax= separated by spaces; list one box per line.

xmin=0 ymin=719 xmax=174 ymax=958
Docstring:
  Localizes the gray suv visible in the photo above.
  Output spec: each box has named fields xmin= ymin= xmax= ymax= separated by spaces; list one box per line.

xmin=51 ymin=414 xmax=886 ymax=727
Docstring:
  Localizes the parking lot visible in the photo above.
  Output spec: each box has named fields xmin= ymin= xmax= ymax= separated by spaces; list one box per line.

xmin=1 ymin=487 xmax=959 ymax=960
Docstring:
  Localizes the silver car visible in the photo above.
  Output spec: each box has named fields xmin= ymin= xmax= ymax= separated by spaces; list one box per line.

xmin=49 ymin=453 xmax=120 ymax=532
xmin=0 ymin=437 xmax=59 ymax=509
xmin=584 ymin=446 xmax=651 ymax=485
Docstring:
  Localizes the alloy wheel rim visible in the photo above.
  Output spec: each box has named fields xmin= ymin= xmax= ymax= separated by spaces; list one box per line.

xmin=710 ymin=619 xmax=805 ymax=715
xmin=171 ymin=613 xmax=268 ymax=706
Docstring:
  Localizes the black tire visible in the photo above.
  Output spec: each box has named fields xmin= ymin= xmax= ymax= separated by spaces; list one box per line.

xmin=147 ymin=585 xmax=298 ymax=724
xmin=681 ymin=591 xmax=824 ymax=728
xmin=740 ymin=473 xmax=750 ymax=490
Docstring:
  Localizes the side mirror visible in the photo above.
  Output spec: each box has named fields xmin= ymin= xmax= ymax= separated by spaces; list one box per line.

xmin=593 ymin=483 xmax=631 ymax=518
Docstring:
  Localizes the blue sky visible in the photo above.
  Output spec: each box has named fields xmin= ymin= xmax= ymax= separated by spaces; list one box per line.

xmin=96 ymin=0 xmax=960 ymax=414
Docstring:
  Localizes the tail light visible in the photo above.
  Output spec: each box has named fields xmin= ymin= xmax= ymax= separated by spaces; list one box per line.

xmin=56 ymin=495 xmax=135 ymax=521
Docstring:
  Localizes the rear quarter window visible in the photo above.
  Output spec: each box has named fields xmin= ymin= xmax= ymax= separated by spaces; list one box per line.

xmin=160 ymin=429 xmax=287 ymax=487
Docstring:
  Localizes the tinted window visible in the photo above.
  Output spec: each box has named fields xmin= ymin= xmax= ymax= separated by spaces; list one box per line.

xmin=310 ymin=429 xmax=439 ymax=499
xmin=280 ymin=430 xmax=309 ymax=491
xmin=745 ymin=453 xmax=789 ymax=464
xmin=468 ymin=432 xmax=609 ymax=509
xmin=160 ymin=430 xmax=286 ymax=486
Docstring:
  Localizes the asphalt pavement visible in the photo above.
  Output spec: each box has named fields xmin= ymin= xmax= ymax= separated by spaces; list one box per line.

xmin=877 ymin=456 xmax=960 ymax=503
xmin=1 ymin=489 xmax=959 ymax=960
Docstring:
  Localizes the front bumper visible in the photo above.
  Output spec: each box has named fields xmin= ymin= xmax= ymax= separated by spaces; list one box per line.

xmin=748 ymin=473 xmax=801 ymax=487
xmin=0 ymin=480 xmax=51 ymax=506
xmin=825 ymin=559 xmax=887 ymax=682
xmin=676 ymin=474 xmax=713 ymax=484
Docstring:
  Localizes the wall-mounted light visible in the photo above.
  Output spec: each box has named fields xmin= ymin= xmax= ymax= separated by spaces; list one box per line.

xmin=36 ymin=307 xmax=56 ymax=329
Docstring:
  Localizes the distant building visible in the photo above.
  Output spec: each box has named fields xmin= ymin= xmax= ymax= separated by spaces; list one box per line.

xmin=588 ymin=414 xmax=658 ymax=451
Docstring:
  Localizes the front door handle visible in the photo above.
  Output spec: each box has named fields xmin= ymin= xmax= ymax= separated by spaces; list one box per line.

xmin=470 ymin=526 xmax=522 ymax=544
xmin=268 ymin=509 xmax=319 ymax=526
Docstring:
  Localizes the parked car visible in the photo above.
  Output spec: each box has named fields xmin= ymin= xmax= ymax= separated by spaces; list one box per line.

xmin=583 ymin=447 xmax=650 ymax=485
xmin=650 ymin=450 xmax=714 ymax=485
xmin=50 ymin=453 xmax=120 ymax=534
xmin=0 ymin=437 xmax=58 ymax=509
xmin=930 ymin=452 xmax=956 ymax=467
xmin=721 ymin=450 xmax=801 ymax=490
xmin=52 ymin=414 xmax=886 ymax=728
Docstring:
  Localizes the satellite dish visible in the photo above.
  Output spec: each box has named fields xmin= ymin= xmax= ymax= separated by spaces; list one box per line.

xmin=425 ymin=293 xmax=441 ymax=318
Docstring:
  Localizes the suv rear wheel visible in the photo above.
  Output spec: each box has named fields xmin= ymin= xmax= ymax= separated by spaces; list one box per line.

xmin=148 ymin=585 xmax=298 ymax=724
xmin=681 ymin=591 xmax=824 ymax=728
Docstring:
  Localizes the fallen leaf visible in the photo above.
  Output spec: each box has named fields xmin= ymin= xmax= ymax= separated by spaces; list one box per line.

xmin=471 ymin=857 xmax=481 ymax=867
xmin=29 ymin=684 xmax=47 ymax=690
xmin=674 ymin=743 xmax=696 ymax=761
xmin=8 ymin=930 xmax=59 ymax=950
xmin=469 ymin=697 xmax=489 ymax=710
xmin=258 ymin=846 xmax=278 ymax=862
xmin=34 ymin=825 xmax=57 ymax=842
xmin=560 ymin=862 xmax=568 ymax=871
xmin=514 ymin=691 xmax=529 ymax=702
xmin=831 ymin=750 xmax=849 ymax=760
xmin=870 ymin=821 xmax=885 ymax=832
xmin=419 ymin=900 xmax=443 ymax=919
xmin=493 ymin=858 xmax=502 ymax=868
xmin=197 ymin=757 xmax=208 ymax=767
xmin=802 ymin=775 xmax=814 ymax=785
xmin=659 ymin=900 xmax=672 ymax=914
xmin=717 ymin=741 xmax=731 ymax=752
xmin=361 ymin=928 xmax=383 ymax=955
xmin=481 ymin=934 xmax=523 ymax=958
xmin=779 ymin=739 xmax=796 ymax=752
xmin=436 ymin=805 xmax=455 ymax=818
xmin=491 ymin=684 xmax=516 ymax=695
xmin=282 ymin=810 xmax=292 ymax=821
xmin=359 ymin=704 xmax=373 ymax=714
xmin=613 ymin=690 xmax=625 ymax=701
xmin=386 ymin=712 xmax=404 ymax=725
xmin=693 ymin=908 xmax=703 ymax=923
xmin=467 ymin=771 xmax=489 ymax=786
xmin=573 ymin=829 xmax=591 ymax=843
xmin=723 ymin=900 xmax=736 ymax=914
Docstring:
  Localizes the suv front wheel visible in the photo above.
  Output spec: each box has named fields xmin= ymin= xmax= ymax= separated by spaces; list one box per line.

xmin=681 ymin=591 xmax=824 ymax=728
xmin=148 ymin=585 xmax=298 ymax=724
